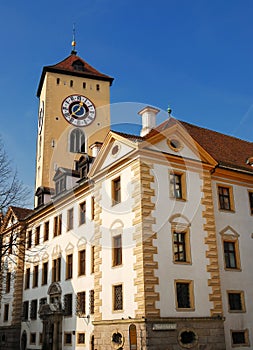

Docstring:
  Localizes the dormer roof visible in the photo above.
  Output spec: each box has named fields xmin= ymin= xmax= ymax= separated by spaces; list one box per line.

xmin=37 ymin=53 xmax=114 ymax=97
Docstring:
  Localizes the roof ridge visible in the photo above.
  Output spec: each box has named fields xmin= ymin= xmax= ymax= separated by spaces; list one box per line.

xmin=178 ymin=119 xmax=252 ymax=145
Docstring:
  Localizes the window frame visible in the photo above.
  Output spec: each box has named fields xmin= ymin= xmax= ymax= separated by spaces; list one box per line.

xmin=33 ymin=265 xmax=39 ymax=288
xmin=64 ymin=293 xmax=73 ymax=317
xmin=25 ymin=267 xmax=30 ymax=289
xmin=248 ymin=190 xmax=253 ymax=215
xmin=227 ymin=290 xmax=246 ymax=313
xmin=112 ymin=234 xmax=122 ymax=267
xmin=42 ymin=261 xmax=48 ymax=286
xmin=223 ymin=238 xmax=241 ymax=271
xmin=66 ymin=254 xmax=73 ymax=280
xmin=52 ymin=257 xmax=61 ymax=282
xmin=3 ymin=304 xmax=9 ymax=322
xmin=169 ymin=171 xmax=186 ymax=200
xmin=78 ymin=249 xmax=86 ymax=276
xmin=112 ymin=177 xmax=121 ymax=206
xmin=76 ymin=291 xmax=86 ymax=316
xmin=35 ymin=226 xmax=40 ymax=246
xmin=77 ymin=332 xmax=85 ymax=345
xmin=217 ymin=184 xmax=235 ymax=212
xmin=113 ymin=283 xmax=123 ymax=312
xmin=64 ymin=332 xmax=72 ymax=346
xmin=44 ymin=221 xmax=49 ymax=242
xmin=79 ymin=202 xmax=86 ymax=225
xmin=67 ymin=208 xmax=74 ymax=231
xmin=172 ymin=229 xmax=191 ymax=264
xmin=231 ymin=329 xmax=249 ymax=347
xmin=175 ymin=279 xmax=195 ymax=311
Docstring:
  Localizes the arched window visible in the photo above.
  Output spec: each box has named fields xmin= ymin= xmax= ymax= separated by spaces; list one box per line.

xmin=70 ymin=129 xmax=85 ymax=153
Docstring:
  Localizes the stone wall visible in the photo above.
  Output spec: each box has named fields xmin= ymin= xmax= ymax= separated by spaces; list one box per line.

xmin=0 ymin=325 xmax=21 ymax=350
xmin=93 ymin=317 xmax=225 ymax=350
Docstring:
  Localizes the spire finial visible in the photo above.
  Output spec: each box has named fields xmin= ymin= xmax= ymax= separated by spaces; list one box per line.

xmin=71 ymin=23 xmax=77 ymax=55
xmin=167 ymin=104 xmax=172 ymax=117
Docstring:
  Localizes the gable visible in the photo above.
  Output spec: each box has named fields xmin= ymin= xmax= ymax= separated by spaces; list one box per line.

xmin=143 ymin=120 xmax=217 ymax=166
xmin=89 ymin=132 xmax=137 ymax=177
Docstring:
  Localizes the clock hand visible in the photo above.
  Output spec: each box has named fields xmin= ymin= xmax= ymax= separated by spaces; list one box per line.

xmin=72 ymin=102 xmax=83 ymax=116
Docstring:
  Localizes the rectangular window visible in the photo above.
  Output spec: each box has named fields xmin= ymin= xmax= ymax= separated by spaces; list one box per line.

xmin=170 ymin=173 xmax=183 ymax=199
xmin=112 ymin=235 xmax=122 ymax=266
xmin=77 ymin=333 xmax=85 ymax=345
xmin=175 ymin=280 xmax=194 ymax=310
xmin=228 ymin=291 xmax=245 ymax=312
xmin=42 ymin=261 xmax=48 ymax=285
xmin=248 ymin=191 xmax=253 ymax=215
xmin=79 ymin=202 xmax=86 ymax=225
xmin=44 ymin=221 xmax=49 ymax=242
xmin=89 ymin=290 xmax=95 ymax=314
xmin=52 ymin=257 xmax=61 ymax=282
xmin=64 ymin=294 xmax=72 ymax=316
xmin=33 ymin=265 xmax=39 ymax=288
xmin=112 ymin=177 xmax=121 ymax=205
xmin=224 ymin=241 xmax=238 ymax=269
xmin=30 ymin=299 xmax=38 ymax=320
xmin=27 ymin=230 xmax=32 ymax=249
xmin=76 ymin=291 xmax=86 ymax=316
xmin=64 ymin=332 xmax=72 ymax=345
xmin=25 ymin=268 xmax=30 ymax=289
xmin=173 ymin=230 xmax=191 ymax=264
xmin=91 ymin=245 xmax=95 ymax=274
xmin=66 ymin=254 xmax=73 ymax=280
xmin=35 ymin=226 xmax=40 ymax=245
xmin=30 ymin=333 xmax=36 ymax=345
xmin=56 ymin=177 xmax=66 ymax=195
xmin=3 ymin=304 xmax=9 ymax=322
xmin=113 ymin=284 xmax=123 ymax=311
xmin=22 ymin=301 xmax=29 ymax=321
xmin=91 ymin=196 xmax=95 ymax=220
xmin=53 ymin=214 xmax=62 ymax=237
xmin=67 ymin=208 xmax=74 ymax=231
xmin=78 ymin=249 xmax=86 ymax=276
xmin=6 ymin=272 xmax=11 ymax=293
xmin=218 ymin=185 xmax=234 ymax=211
xmin=231 ymin=330 xmax=249 ymax=346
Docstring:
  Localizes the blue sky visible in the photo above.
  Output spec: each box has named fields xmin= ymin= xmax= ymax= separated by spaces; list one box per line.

xmin=0 ymin=0 xmax=253 ymax=192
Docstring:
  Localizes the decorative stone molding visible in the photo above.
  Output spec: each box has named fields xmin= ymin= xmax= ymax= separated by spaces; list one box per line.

xmin=131 ymin=159 xmax=159 ymax=318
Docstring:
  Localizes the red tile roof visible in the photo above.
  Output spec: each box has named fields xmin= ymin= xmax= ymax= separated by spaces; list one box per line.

xmin=37 ymin=53 xmax=113 ymax=96
xmin=10 ymin=206 xmax=34 ymax=220
xmin=150 ymin=118 xmax=253 ymax=173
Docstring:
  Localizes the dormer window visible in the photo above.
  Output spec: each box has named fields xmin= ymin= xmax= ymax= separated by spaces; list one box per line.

xmin=70 ymin=129 xmax=85 ymax=153
xmin=55 ymin=177 xmax=66 ymax=195
xmin=72 ymin=60 xmax=85 ymax=72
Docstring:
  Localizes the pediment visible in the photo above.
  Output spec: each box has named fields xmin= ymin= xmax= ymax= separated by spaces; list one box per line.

xmin=142 ymin=119 xmax=217 ymax=166
xmin=89 ymin=131 xmax=137 ymax=177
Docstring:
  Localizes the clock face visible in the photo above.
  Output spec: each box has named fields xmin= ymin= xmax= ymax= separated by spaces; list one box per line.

xmin=38 ymin=100 xmax=44 ymax=134
xmin=61 ymin=95 xmax=96 ymax=127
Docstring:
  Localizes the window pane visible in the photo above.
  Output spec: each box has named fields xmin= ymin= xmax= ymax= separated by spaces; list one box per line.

xmin=176 ymin=282 xmax=190 ymax=308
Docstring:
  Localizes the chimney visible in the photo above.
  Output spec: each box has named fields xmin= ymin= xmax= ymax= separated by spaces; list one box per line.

xmin=138 ymin=106 xmax=160 ymax=137
xmin=90 ymin=142 xmax=103 ymax=158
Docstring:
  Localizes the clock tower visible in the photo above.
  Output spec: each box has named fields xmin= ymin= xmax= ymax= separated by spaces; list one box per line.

xmin=35 ymin=46 xmax=113 ymax=198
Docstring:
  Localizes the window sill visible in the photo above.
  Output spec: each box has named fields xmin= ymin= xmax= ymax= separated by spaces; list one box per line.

xmin=224 ymin=267 xmax=242 ymax=272
xmin=176 ymin=307 xmax=195 ymax=312
xmin=218 ymin=209 xmax=235 ymax=213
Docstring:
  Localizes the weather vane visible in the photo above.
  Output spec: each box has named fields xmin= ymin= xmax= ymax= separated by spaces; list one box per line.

xmin=71 ymin=23 xmax=77 ymax=55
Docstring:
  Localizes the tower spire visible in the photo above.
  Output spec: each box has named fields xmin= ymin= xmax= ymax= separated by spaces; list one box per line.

xmin=71 ymin=23 xmax=77 ymax=55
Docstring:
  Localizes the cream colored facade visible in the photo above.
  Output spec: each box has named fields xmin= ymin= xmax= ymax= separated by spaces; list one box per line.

xmin=0 ymin=51 xmax=253 ymax=350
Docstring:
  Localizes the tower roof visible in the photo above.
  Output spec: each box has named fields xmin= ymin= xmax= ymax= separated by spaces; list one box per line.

xmin=37 ymin=53 xmax=114 ymax=97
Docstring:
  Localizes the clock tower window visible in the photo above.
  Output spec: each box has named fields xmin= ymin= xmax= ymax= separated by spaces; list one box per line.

xmin=70 ymin=129 xmax=85 ymax=153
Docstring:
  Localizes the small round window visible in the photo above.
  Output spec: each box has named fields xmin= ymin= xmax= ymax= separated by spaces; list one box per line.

xmin=111 ymin=143 xmax=120 ymax=157
xmin=168 ymin=138 xmax=182 ymax=152
xmin=178 ymin=329 xmax=198 ymax=348
xmin=111 ymin=331 xmax=124 ymax=349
